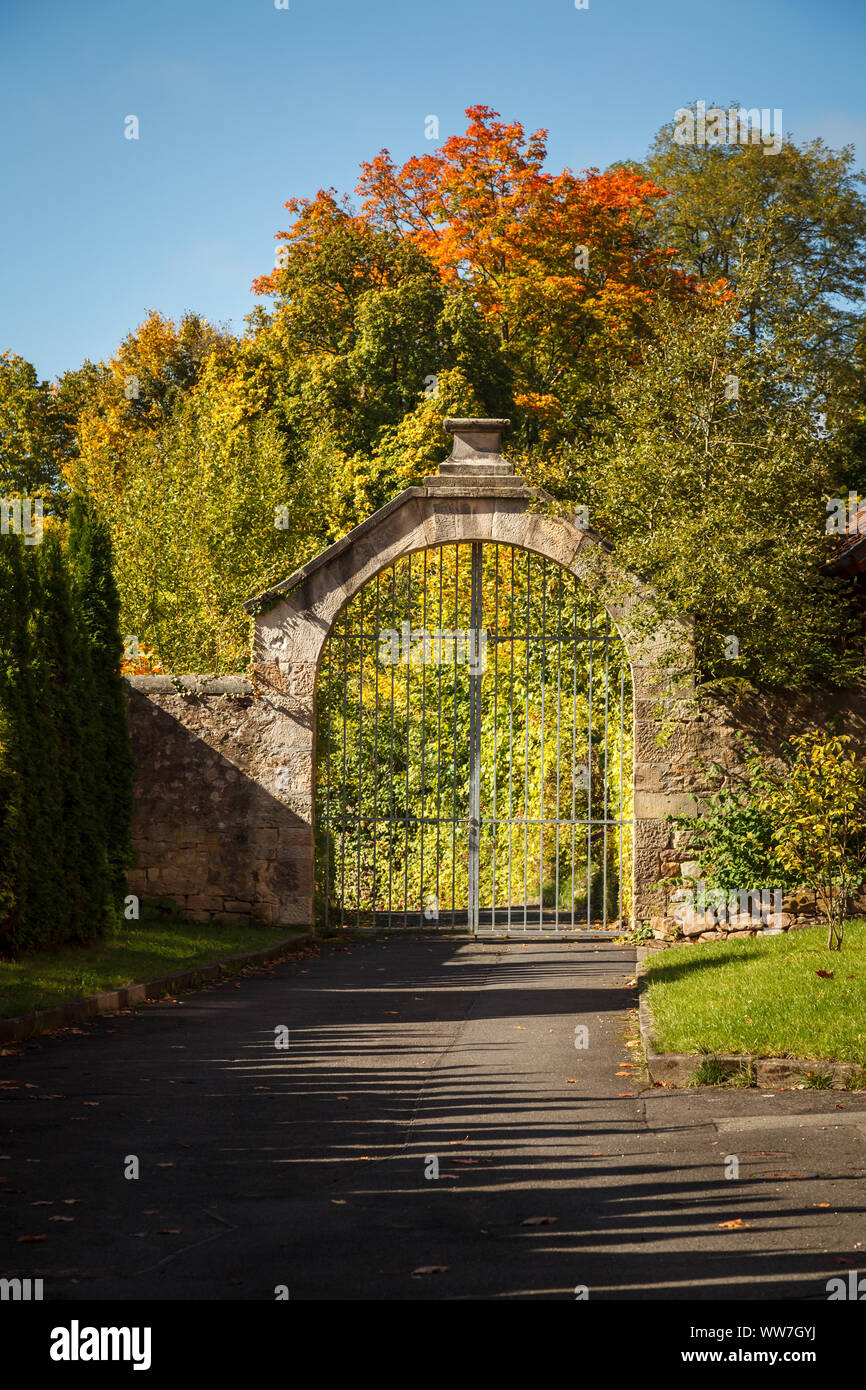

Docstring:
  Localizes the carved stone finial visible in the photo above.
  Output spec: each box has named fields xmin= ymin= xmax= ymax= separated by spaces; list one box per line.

xmin=438 ymin=418 xmax=513 ymax=477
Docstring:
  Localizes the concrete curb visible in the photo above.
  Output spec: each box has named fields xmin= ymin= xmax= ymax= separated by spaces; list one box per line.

xmin=0 ymin=932 xmax=313 ymax=1044
xmin=635 ymin=946 xmax=864 ymax=1089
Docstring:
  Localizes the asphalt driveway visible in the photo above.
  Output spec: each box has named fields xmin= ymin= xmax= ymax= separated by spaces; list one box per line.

xmin=2 ymin=936 xmax=864 ymax=1300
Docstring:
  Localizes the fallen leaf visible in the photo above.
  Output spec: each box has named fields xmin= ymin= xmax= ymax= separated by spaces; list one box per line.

xmin=17 ymin=1234 xmax=46 ymax=1243
xmin=411 ymin=1265 xmax=448 ymax=1277
xmin=61 ymin=1199 xmax=79 ymax=1205
xmin=565 ymin=1079 xmax=580 ymax=1084
xmin=83 ymin=1101 xmax=100 ymax=1107
xmin=521 ymin=1216 xmax=557 ymax=1226
xmin=156 ymin=1228 xmax=183 ymax=1235
xmin=337 ymin=1096 xmax=350 ymax=1101
xmin=49 ymin=1215 xmax=75 ymax=1222
xmin=617 ymin=1092 xmax=635 ymax=1097
xmin=812 ymin=1203 xmax=831 ymax=1208
xmin=156 ymin=1162 xmax=174 ymax=1168
xmin=449 ymin=1157 xmax=478 ymax=1166
xmin=330 ymin=1199 xmax=347 ymax=1205
xmin=31 ymin=1200 xmax=54 ymax=1207
xmin=816 ymin=970 xmax=834 ymax=979
xmin=758 ymin=1170 xmax=816 ymax=1180
xmin=718 ymin=1219 xmax=747 ymax=1229
xmin=834 ymin=1256 xmax=853 ymax=1265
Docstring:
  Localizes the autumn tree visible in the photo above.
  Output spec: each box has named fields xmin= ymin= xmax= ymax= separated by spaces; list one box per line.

xmin=0 ymin=351 xmax=72 ymax=498
xmin=630 ymin=105 xmax=866 ymax=380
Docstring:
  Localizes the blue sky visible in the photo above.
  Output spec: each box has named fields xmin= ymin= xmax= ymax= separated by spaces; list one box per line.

xmin=2 ymin=0 xmax=865 ymax=382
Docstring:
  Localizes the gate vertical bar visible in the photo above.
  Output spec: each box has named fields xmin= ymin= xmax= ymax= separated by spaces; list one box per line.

xmin=324 ymin=624 xmax=333 ymax=933
xmin=554 ymin=563 xmax=562 ymax=931
xmin=420 ymin=548 xmax=428 ymax=924
xmin=388 ymin=564 xmax=396 ymax=928
xmin=404 ymin=553 xmax=412 ymax=923
xmin=356 ymin=582 xmax=364 ymax=928
xmin=538 ymin=557 xmax=547 ymax=928
xmin=602 ymin=617 xmax=611 ymax=932
xmin=619 ymin=663 xmax=625 ymax=932
xmin=372 ymin=572 xmax=380 ymax=925
xmin=340 ymin=606 xmax=349 ymax=929
xmin=523 ymin=550 xmax=531 ymax=932
xmin=506 ymin=546 xmax=515 ymax=932
xmin=586 ymin=604 xmax=593 ymax=931
xmin=492 ymin=545 xmax=499 ymax=931
xmin=570 ymin=580 xmax=578 ymax=930
xmin=435 ymin=548 xmax=444 ymax=927
xmin=468 ymin=541 xmax=483 ymax=933
xmin=451 ymin=546 xmax=459 ymax=928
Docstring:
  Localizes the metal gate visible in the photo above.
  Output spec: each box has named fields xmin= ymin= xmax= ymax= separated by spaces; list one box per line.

xmin=315 ymin=543 xmax=632 ymax=936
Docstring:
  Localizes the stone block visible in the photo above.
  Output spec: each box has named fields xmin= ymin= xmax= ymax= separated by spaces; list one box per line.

xmin=186 ymin=894 xmax=224 ymax=912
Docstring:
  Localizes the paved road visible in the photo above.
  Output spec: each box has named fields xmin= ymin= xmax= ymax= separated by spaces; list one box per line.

xmin=2 ymin=937 xmax=865 ymax=1300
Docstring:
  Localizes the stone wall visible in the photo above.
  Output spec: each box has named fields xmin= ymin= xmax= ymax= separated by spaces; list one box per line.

xmin=125 ymin=676 xmax=312 ymax=927
xmin=649 ymin=686 xmax=866 ymax=940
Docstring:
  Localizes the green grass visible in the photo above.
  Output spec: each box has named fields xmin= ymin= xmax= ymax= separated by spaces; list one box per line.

xmin=645 ymin=920 xmax=866 ymax=1065
xmin=0 ymin=910 xmax=305 ymax=1021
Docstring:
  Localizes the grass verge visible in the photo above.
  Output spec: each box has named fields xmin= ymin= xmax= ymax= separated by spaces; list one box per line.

xmin=644 ymin=920 xmax=866 ymax=1065
xmin=0 ymin=909 xmax=305 ymax=1021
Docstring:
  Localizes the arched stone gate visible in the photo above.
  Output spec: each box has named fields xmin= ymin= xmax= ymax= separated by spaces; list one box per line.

xmin=243 ymin=419 xmax=694 ymax=931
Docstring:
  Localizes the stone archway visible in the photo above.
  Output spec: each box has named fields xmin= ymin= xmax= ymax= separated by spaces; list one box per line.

xmin=244 ymin=420 xmax=694 ymax=930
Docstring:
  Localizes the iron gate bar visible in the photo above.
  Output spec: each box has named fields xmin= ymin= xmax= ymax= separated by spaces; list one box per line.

xmin=507 ymin=546 xmax=515 ymax=931
xmin=420 ymin=548 xmax=426 ymax=924
xmin=492 ymin=543 xmax=498 ymax=933
xmin=602 ymin=614 xmax=610 ymax=931
xmin=340 ymin=580 xmax=349 ymax=928
xmin=403 ymin=554 xmax=410 ymax=923
xmin=619 ymin=664 xmax=625 ymax=930
xmin=571 ymin=572 xmax=578 ymax=930
xmin=451 ymin=547 xmax=459 ymax=928
xmin=586 ymin=603 xmax=593 ymax=932
xmin=538 ymin=556 xmax=546 ymax=931
xmin=523 ymin=549 xmax=530 ymax=931
xmin=555 ymin=561 xmax=562 ymax=930
xmin=435 ymin=545 xmax=443 ymax=925
xmin=372 ymin=572 xmax=380 ymax=924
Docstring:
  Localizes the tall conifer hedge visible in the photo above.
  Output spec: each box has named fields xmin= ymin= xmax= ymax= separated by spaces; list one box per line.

xmin=0 ymin=499 xmax=134 ymax=955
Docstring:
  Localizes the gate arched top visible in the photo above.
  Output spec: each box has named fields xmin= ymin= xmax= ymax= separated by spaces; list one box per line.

xmin=245 ymin=419 xmax=691 ymax=701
